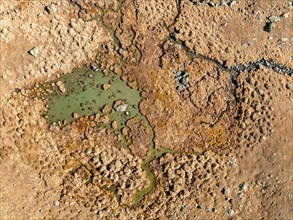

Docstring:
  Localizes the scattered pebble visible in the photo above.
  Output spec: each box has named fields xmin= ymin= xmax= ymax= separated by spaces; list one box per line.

xmin=227 ymin=208 xmax=235 ymax=216
xmin=54 ymin=200 xmax=60 ymax=206
xmin=73 ymin=112 xmax=79 ymax=119
xmin=91 ymin=65 xmax=100 ymax=71
xmin=278 ymin=38 xmax=288 ymax=44
xmin=196 ymin=204 xmax=202 ymax=209
xmin=207 ymin=2 xmax=215 ymax=7
xmin=228 ymin=0 xmax=236 ymax=6
xmin=102 ymin=104 xmax=110 ymax=113
xmin=286 ymin=84 xmax=293 ymax=89
xmin=102 ymin=83 xmax=110 ymax=90
xmin=281 ymin=12 xmax=289 ymax=18
xmin=111 ymin=121 xmax=118 ymax=129
xmin=227 ymin=198 xmax=233 ymax=204
xmin=264 ymin=22 xmax=275 ymax=33
xmin=230 ymin=157 xmax=237 ymax=167
xmin=238 ymin=192 xmax=244 ymax=198
xmin=56 ymin=81 xmax=66 ymax=93
xmin=122 ymin=127 xmax=128 ymax=135
xmin=101 ymin=115 xmax=109 ymax=124
xmin=116 ymin=104 xmax=128 ymax=112
xmin=45 ymin=4 xmax=57 ymax=14
xmin=268 ymin=16 xmax=280 ymax=22
xmin=222 ymin=187 xmax=231 ymax=195
xmin=28 ymin=46 xmax=39 ymax=57
xmin=174 ymin=70 xmax=190 ymax=92
xmin=239 ymin=182 xmax=248 ymax=191
xmin=94 ymin=113 xmax=100 ymax=123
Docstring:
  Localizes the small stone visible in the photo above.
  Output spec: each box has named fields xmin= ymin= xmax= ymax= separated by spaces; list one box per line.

xmin=94 ymin=113 xmax=100 ymax=122
xmin=29 ymin=46 xmax=39 ymax=57
xmin=91 ymin=64 xmax=100 ymax=71
xmin=265 ymin=22 xmax=275 ymax=33
xmin=220 ymin=0 xmax=226 ymax=6
xmin=116 ymin=104 xmax=128 ymax=112
xmin=101 ymin=115 xmax=109 ymax=124
xmin=113 ymin=65 xmax=121 ymax=75
xmin=267 ymin=154 xmax=275 ymax=163
xmin=279 ymin=38 xmax=288 ymax=44
xmin=207 ymin=2 xmax=215 ymax=7
xmin=239 ymin=182 xmax=247 ymax=191
xmin=227 ymin=198 xmax=233 ymax=204
xmin=102 ymin=83 xmax=110 ymax=90
xmin=56 ymin=81 xmax=66 ymax=93
xmin=222 ymin=187 xmax=231 ymax=195
xmin=268 ymin=16 xmax=280 ymax=22
xmin=228 ymin=0 xmax=236 ymax=6
xmin=227 ymin=209 xmax=234 ymax=216
xmin=230 ymin=158 xmax=237 ymax=167
xmin=281 ymin=12 xmax=290 ymax=18
xmin=122 ymin=127 xmax=128 ymax=135
xmin=54 ymin=200 xmax=60 ymax=206
xmin=73 ymin=112 xmax=79 ymax=119
xmin=238 ymin=192 xmax=244 ymax=198
xmin=102 ymin=104 xmax=110 ymax=113
xmin=196 ymin=204 xmax=202 ymax=209
xmin=111 ymin=121 xmax=118 ymax=129
xmin=45 ymin=4 xmax=57 ymax=14
xmin=286 ymin=84 xmax=293 ymax=89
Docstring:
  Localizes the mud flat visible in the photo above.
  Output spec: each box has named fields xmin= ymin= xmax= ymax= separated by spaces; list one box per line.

xmin=0 ymin=0 xmax=292 ymax=219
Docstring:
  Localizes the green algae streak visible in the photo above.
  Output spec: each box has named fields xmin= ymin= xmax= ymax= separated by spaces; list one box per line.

xmin=133 ymin=148 xmax=174 ymax=206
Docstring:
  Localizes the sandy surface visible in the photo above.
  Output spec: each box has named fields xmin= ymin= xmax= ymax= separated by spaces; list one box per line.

xmin=1 ymin=0 xmax=292 ymax=219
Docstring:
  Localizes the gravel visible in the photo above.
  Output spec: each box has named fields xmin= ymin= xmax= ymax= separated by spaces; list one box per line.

xmin=116 ymin=104 xmax=128 ymax=112
xmin=239 ymin=182 xmax=248 ymax=191
xmin=222 ymin=187 xmax=231 ymax=195
xmin=227 ymin=208 xmax=235 ymax=216
xmin=45 ymin=4 xmax=57 ymax=14
xmin=28 ymin=46 xmax=39 ymax=57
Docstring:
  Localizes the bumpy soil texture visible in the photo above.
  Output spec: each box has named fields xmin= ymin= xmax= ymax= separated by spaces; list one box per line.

xmin=1 ymin=0 xmax=293 ymax=219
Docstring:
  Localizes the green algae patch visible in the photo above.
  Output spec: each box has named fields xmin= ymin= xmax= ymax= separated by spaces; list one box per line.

xmin=46 ymin=66 xmax=141 ymax=127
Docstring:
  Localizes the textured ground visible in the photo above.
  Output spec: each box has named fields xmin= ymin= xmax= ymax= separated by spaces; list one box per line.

xmin=0 ymin=0 xmax=292 ymax=219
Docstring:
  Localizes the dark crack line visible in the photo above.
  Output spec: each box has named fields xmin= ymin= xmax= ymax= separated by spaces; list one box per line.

xmin=132 ymin=0 xmax=139 ymax=21
xmin=168 ymin=33 xmax=293 ymax=76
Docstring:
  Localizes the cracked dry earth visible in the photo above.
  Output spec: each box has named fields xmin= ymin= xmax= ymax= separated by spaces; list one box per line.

xmin=0 ymin=0 xmax=293 ymax=219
